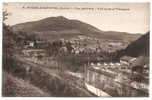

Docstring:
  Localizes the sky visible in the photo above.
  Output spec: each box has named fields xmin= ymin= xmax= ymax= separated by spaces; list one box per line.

xmin=3 ymin=2 xmax=150 ymax=34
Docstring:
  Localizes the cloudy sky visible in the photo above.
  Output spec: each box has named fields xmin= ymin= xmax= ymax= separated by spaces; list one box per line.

xmin=3 ymin=2 xmax=150 ymax=34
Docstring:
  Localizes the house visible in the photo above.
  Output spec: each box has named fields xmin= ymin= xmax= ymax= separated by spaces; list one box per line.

xmin=24 ymin=41 xmax=35 ymax=48
xmin=116 ymin=63 xmax=120 ymax=66
xmin=29 ymin=42 xmax=34 ymax=47
xmin=97 ymin=63 xmax=101 ymax=66
xmin=104 ymin=63 xmax=108 ymax=66
xmin=120 ymin=56 xmax=136 ymax=66
xmin=90 ymin=63 xmax=94 ymax=66
xmin=109 ymin=62 xmax=114 ymax=66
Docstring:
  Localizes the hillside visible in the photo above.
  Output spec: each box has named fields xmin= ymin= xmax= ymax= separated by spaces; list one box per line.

xmin=3 ymin=72 xmax=50 ymax=97
xmin=12 ymin=16 xmax=141 ymax=42
xmin=125 ymin=31 xmax=149 ymax=57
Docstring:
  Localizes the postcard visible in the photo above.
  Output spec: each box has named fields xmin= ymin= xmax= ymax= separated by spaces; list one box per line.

xmin=2 ymin=2 xmax=150 ymax=97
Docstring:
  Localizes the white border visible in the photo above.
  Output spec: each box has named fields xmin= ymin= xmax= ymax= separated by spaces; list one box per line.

xmin=0 ymin=0 xmax=151 ymax=100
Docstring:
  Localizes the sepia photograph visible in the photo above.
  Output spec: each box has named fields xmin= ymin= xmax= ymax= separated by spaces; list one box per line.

xmin=2 ymin=2 xmax=150 ymax=97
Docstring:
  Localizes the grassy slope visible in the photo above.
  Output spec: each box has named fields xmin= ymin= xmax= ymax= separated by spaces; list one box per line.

xmin=2 ymin=72 xmax=51 ymax=97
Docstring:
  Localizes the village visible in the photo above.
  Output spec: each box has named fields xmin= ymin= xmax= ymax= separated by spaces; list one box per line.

xmin=20 ymin=36 xmax=149 ymax=97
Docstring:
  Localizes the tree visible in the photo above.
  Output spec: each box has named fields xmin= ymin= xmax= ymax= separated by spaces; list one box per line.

xmin=3 ymin=10 xmax=8 ymax=22
xmin=3 ymin=10 xmax=16 ymax=71
xmin=3 ymin=10 xmax=15 ymax=55
xmin=65 ymin=42 xmax=73 ymax=53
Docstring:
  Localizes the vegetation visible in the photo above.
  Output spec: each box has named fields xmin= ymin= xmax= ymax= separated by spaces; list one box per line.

xmin=3 ymin=12 xmax=149 ymax=97
xmin=125 ymin=32 xmax=150 ymax=57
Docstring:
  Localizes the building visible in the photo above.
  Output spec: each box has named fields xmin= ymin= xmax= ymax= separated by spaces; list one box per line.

xmin=29 ymin=42 xmax=34 ymax=47
xmin=24 ymin=41 xmax=35 ymax=48
xmin=84 ymin=62 xmax=149 ymax=97
xmin=120 ymin=56 xmax=136 ymax=66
